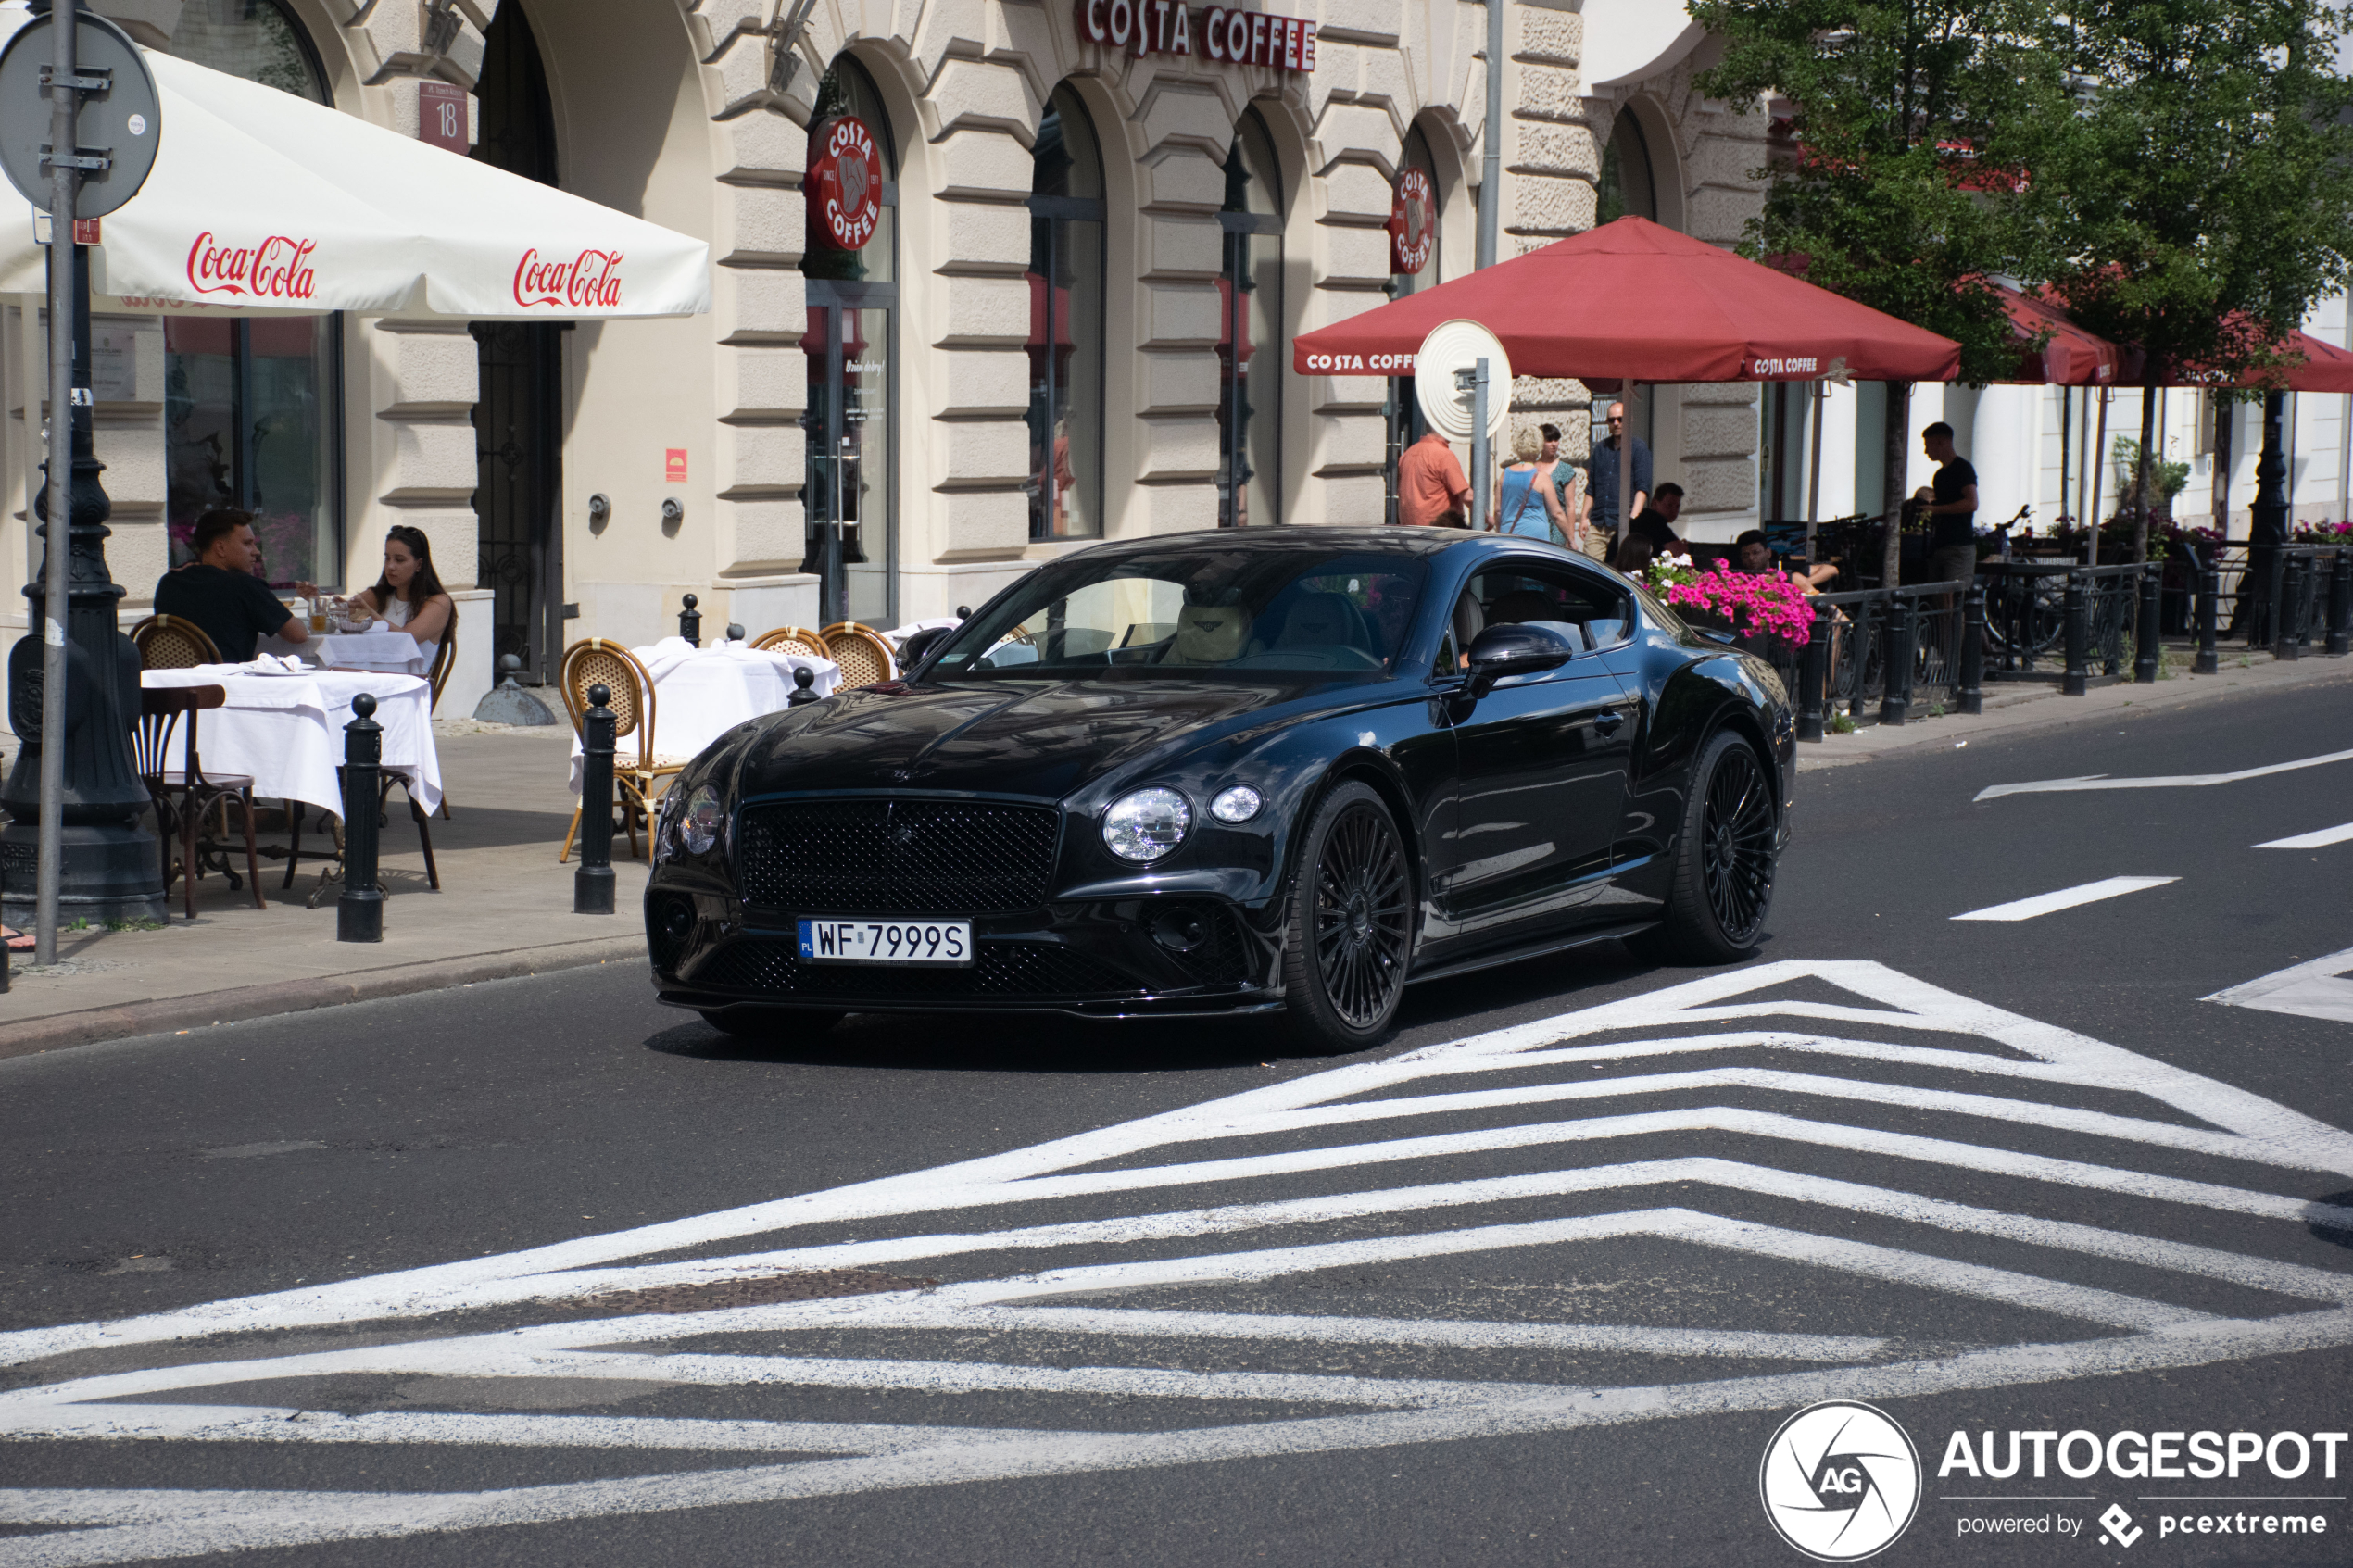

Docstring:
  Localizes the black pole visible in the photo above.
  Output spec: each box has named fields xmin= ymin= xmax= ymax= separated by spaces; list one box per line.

xmin=2275 ymin=555 xmax=2305 ymax=661
xmin=336 ymin=694 xmax=384 ymax=943
xmin=1795 ymin=597 xmax=1830 ymax=742
xmin=677 ymin=593 xmax=701 ymax=647
xmin=2195 ymin=556 xmax=2221 ymax=674
xmin=2327 ymin=548 xmax=2352 ymax=658
xmin=2133 ymin=564 xmax=2160 ymax=684
xmin=573 ymin=683 xmax=616 ymax=914
xmin=2062 ymin=571 xmax=2089 ymax=696
xmin=1877 ymin=593 xmax=1915 ymax=726
xmin=1958 ymin=582 xmax=1986 ymax=715
xmin=2248 ymin=389 xmax=2289 ymax=646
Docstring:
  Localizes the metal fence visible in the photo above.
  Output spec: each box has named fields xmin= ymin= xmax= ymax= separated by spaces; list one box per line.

xmin=1794 ymin=580 xmax=1968 ymax=735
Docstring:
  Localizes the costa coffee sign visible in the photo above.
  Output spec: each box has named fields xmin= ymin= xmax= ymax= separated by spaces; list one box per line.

xmin=1390 ymin=168 xmax=1435 ymax=274
xmin=810 ymin=115 xmax=883 ymax=251
xmin=185 ymin=232 xmax=318 ymax=302
xmin=513 ymin=247 xmax=625 ymax=308
xmin=1076 ymin=0 xmax=1316 ymax=70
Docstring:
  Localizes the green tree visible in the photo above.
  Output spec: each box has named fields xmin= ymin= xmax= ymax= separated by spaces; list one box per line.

xmin=2035 ymin=0 xmax=2353 ymax=560
xmin=1692 ymin=0 xmax=2068 ymax=586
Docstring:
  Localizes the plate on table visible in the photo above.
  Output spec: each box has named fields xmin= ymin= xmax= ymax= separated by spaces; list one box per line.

xmin=797 ymin=919 xmax=972 ymax=966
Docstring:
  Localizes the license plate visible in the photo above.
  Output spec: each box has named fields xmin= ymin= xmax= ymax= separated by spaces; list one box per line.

xmin=797 ymin=918 xmax=973 ymax=966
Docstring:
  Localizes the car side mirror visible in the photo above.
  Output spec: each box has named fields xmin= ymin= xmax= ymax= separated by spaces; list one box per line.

xmin=1464 ymin=621 xmax=1580 ymax=697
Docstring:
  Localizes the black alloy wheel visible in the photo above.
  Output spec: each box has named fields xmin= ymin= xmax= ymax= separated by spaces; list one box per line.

xmin=1282 ymin=781 xmax=1413 ymax=1051
xmin=1634 ymin=729 xmax=1777 ymax=964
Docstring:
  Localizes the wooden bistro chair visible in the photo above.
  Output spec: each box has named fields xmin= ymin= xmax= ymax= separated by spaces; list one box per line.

xmin=558 ymin=638 xmax=682 ymax=863
xmin=820 ymin=621 xmax=897 ymax=688
xmin=131 ymin=614 xmax=222 ymax=671
xmin=749 ymin=625 xmax=827 ymax=659
xmin=132 ymin=684 xmax=266 ymax=919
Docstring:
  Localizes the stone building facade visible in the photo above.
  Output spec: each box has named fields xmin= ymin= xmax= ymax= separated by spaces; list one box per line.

xmin=2 ymin=0 xmax=1767 ymax=725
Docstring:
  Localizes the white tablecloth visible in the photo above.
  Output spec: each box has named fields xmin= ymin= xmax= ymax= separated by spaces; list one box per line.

xmin=142 ymin=664 xmax=442 ymax=820
xmin=257 ymin=626 xmax=426 ymax=675
xmin=567 ymin=638 xmax=840 ymax=793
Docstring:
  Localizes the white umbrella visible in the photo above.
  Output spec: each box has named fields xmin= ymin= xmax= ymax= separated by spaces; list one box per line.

xmin=0 ymin=26 xmax=710 ymax=319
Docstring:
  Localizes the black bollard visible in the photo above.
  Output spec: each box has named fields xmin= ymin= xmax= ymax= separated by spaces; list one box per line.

xmin=574 ymin=683 xmax=617 ymax=915
xmin=2195 ymin=558 xmax=2221 ymax=674
xmin=1795 ymin=598 xmax=1831 ymax=742
xmin=1958 ymin=583 xmax=1986 ymax=715
xmin=2275 ymin=556 xmax=2305 ymax=661
xmin=2133 ymin=564 xmax=2161 ymax=684
xmin=2062 ymin=572 xmax=2089 ymax=696
xmin=678 ymin=594 xmax=702 ymax=648
xmin=2328 ymin=550 xmax=2353 ymax=658
xmin=786 ymin=665 xmax=822 ymax=707
xmin=337 ymin=694 xmax=384 ymax=943
xmin=1877 ymin=594 xmax=1916 ymax=727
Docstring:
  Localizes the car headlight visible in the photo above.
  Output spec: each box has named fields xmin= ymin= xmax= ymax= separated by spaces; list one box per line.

xmin=1101 ymin=787 xmax=1191 ymax=862
xmin=679 ymin=786 xmax=724 ymax=856
xmin=1209 ymin=784 xmax=1263 ymax=823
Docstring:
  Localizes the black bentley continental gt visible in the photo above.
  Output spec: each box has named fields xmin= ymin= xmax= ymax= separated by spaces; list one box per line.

xmin=646 ymin=528 xmax=1793 ymax=1051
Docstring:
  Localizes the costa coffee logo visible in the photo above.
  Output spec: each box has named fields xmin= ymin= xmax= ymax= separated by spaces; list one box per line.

xmin=513 ymin=248 xmax=625 ymax=309
xmin=809 ymin=116 xmax=883 ymax=252
xmin=1390 ymin=168 xmax=1435 ymax=274
xmin=184 ymin=232 xmax=318 ymax=302
xmin=1076 ymin=0 xmax=1315 ymax=70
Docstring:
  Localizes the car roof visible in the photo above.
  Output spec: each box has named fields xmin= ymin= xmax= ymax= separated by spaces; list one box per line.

xmin=1048 ymin=526 xmax=1579 ymax=564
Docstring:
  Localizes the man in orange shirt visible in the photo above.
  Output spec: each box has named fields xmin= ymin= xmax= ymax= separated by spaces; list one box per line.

xmin=1394 ymin=429 xmax=1472 ymax=526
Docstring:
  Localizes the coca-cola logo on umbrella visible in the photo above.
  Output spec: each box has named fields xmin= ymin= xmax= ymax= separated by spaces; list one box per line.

xmin=512 ymin=247 xmax=626 ymax=308
xmin=1390 ymin=169 xmax=1435 ymax=275
xmin=185 ymin=232 xmax=319 ymax=302
xmin=810 ymin=115 xmax=883 ymax=251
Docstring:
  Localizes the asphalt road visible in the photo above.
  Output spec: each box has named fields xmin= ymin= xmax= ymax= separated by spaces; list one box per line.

xmin=5 ymin=679 xmax=2351 ymax=1568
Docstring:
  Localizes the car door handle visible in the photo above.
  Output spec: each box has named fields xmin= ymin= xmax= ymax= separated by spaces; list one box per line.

xmin=1593 ymin=709 xmax=1625 ymax=735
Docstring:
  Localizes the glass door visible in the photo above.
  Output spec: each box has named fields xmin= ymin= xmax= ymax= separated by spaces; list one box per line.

xmin=803 ymin=283 xmax=895 ymax=627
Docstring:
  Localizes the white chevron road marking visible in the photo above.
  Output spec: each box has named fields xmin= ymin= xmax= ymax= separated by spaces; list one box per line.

xmin=2255 ymin=821 xmax=2353 ymax=849
xmin=1972 ymin=746 xmax=2353 ymax=800
xmin=1951 ymin=876 xmax=2178 ymax=922
xmin=2204 ymin=946 xmax=2353 ymax=1026
xmin=2 ymin=961 xmax=2348 ymax=1564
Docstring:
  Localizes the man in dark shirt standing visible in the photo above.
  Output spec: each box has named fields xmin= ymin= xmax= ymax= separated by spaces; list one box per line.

xmin=154 ymin=508 xmax=313 ymax=663
xmin=1920 ymin=421 xmax=1979 ymax=595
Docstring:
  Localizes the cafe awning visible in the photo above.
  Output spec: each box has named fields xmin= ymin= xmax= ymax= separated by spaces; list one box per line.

xmin=1996 ymin=284 xmax=2126 ymax=386
xmin=1291 ymin=216 xmax=1959 ymax=384
xmin=0 ymin=30 xmax=709 ymax=320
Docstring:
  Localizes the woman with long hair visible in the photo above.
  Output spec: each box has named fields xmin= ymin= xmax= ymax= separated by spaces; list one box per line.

xmin=347 ymin=525 xmax=455 ymax=660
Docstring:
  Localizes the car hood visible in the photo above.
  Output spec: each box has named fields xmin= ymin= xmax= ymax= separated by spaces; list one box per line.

xmin=733 ymin=678 xmax=1333 ymax=801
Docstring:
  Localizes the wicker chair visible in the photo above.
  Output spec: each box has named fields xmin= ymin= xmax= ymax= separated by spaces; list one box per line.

xmin=750 ymin=625 xmax=827 ymax=658
xmin=132 ymin=684 xmax=266 ymax=919
xmin=557 ymin=638 xmax=683 ymax=862
xmin=131 ymin=614 xmax=222 ymax=670
xmin=820 ymin=621 xmax=897 ymax=688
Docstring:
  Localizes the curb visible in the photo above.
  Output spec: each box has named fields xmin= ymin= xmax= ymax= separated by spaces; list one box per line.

xmin=0 ymin=936 xmax=649 ymax=1060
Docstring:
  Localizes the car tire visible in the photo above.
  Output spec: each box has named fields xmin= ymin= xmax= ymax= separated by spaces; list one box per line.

xmin=1632 ymin=728 xmax=1777 ymax=965
xmin=1280 ymin=780 xmax=1413 ymax=1053
xmin=698 ymin=1007 xmax=845 ymax=1040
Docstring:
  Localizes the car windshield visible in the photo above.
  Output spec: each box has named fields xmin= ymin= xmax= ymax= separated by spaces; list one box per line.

xmin=929 ymin=548 xmax=1429 ymax=679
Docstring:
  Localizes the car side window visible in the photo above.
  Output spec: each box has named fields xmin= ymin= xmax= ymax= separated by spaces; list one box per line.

xmin=1466 ymin=563 xmax=1634 ymax=653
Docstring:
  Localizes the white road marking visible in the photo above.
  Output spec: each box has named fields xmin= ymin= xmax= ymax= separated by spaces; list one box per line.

xmin=2255 ymin=822 xmax=2353 ymax=849
xmin=2204 ymin=947 xmax=2353 ymax=1027
xmin=1973 ymin=746 xmax=2353 ymax=801
xmin=3 ymin=961 xmax=2350 ymax=1563
xmin=1952 ymin=876 xmax=2178 ymax=922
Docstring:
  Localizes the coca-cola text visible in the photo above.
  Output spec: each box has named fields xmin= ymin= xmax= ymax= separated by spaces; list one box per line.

xmin=512 ymin=248 xmax=625 ymax=309
xmin=184 ymin=232 xmax=318 ymax=302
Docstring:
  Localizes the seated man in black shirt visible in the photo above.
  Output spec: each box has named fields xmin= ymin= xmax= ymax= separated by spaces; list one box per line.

xmin=153 ymin=508 xmax=314 ymax=663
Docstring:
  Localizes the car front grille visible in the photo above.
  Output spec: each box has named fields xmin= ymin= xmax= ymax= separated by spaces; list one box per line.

xmin=736 ymin=798 xmax=1061 ymax=916
xmin=690 ymin=937 xmax=1134 ymax=1002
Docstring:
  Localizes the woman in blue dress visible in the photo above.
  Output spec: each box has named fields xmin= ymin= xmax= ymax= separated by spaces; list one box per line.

xmin=1488 ymin=426 xmax=1570 ymax=544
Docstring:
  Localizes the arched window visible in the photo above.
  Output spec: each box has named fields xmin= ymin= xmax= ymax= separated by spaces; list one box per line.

xmin=160 ymin=0 xmax=341 ymax=589
xmin=1027 ymin=84 xmax=1106 ymax=541
xmin=800 ymin=57 xmax=900 ymax=624
xmin=1217 ymin=108 xmax=1284 ymax=528
xmin=1597 ymin=107 xmax=1656 ymax=224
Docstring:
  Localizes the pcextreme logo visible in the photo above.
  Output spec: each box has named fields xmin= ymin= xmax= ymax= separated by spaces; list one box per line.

xmin=1761 ymin=1401 xmax=1924 ymax=1562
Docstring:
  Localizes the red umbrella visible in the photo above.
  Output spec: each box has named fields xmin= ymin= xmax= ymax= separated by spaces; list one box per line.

xmin=1291 ymin=216 xmax=1960 ymax=383
xmin=1995 ymin=284 xmax=2124 ymax=386
xmin=2276 ymin=331 xmax=2353 ymax=394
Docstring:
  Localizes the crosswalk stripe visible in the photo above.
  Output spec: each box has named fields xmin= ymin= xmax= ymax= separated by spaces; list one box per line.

xmin=1952 ymin=876 xmax=2179 ymax=922
xmin=2255 ymin=821 xmax=2353 ymax=849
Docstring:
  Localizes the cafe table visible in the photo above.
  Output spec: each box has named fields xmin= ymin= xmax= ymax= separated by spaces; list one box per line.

xmin=258 ymin=625 xmax=429 ymax=676
xmin=141 ymin=660 xmax=444 ymax=821
xmin=567 ymin=637 xmax=841 ymax=792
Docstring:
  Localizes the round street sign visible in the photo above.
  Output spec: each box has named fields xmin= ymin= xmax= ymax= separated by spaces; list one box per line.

xmin=0 ymin=9 xmax=162 ymax=219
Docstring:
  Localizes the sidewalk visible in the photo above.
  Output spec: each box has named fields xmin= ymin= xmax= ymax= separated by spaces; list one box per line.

xmin=1 ymin=723 xmax=648 ymax=1058
xmin=5 ymin=646 xmax=2349 ymax=1056
xmin=1793 ymin=642 xmax=2353 ymax=771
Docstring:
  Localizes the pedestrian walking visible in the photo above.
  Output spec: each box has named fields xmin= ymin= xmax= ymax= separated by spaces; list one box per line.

xmin=1490 ymin=428 xmax=1570 ymax=542
xmin=1580 ymin=400 xmax=1652 ymax=559
xmin=1537 ymin=423 xmax=1588 ymax=556
xmin=1395 ymin=428 xmax=1473 ymax=527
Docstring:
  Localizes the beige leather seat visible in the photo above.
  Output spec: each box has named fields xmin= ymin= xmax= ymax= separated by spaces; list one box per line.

xmin=1167 ymin=602 xmax=1252 ymax=664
